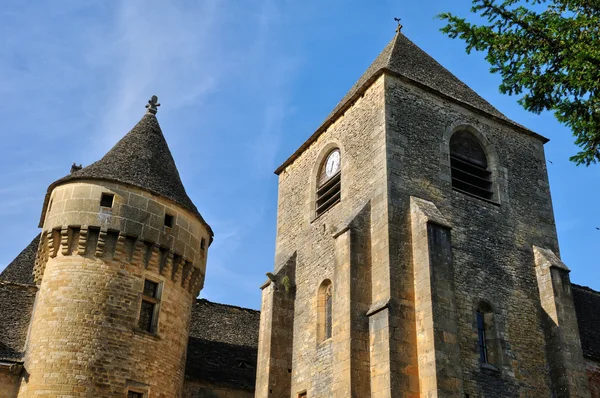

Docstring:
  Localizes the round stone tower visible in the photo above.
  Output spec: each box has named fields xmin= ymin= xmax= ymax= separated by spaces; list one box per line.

xmin=18 ymin=97 xmax=213 ymax=397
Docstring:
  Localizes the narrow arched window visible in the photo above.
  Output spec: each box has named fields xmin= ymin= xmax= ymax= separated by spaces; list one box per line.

xmin=450 ymin=131 xmax=493 ymax=200
xmin=476 ymin=310 xmax=488 ymax=363
xmin=317 ymin=280 xmax=333 ymax=342
xmin=476 ymin=302 xmax=499 ymax=367
xmin=325 ymin=284 xmax=332 ymax=340
xmin=316 ymin=149 xmax=341 ymax=217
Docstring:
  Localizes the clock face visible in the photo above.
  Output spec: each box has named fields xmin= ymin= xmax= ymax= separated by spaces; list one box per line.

xmin=325 ymin=150 xmax=341 ymax=177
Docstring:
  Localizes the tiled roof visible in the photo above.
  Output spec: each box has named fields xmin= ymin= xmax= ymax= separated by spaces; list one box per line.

xmin=0 ymin=281 xmax=37 ymax=362
xmin=0 ymin=235 xmax=39 ymax=285
xmin=38 ymin=113 xmax=212 ymax=238
xmin=572 ymin=284 xmax=600 ymax=361
xmin=275 ymin=32 xmax=546 ymax=175
xmin=186 ymin=299 xmax=260 ymax=390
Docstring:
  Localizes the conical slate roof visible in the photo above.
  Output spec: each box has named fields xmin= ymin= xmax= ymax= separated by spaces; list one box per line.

xmin=275 ymin=32 xmax=546 ymax=174
xmin=0 ymin=234 xmax=39 ymax=285
xmin=39 ymin=112 xmax=212 ymax=236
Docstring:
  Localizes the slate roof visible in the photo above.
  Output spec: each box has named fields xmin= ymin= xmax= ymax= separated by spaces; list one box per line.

xmin=572 ymin=284 xmax=600 ymax=361
xmin=38 ymin=113 xmax=212 ymax=238
xmin=0 ymin=281 xmax=37 ymax=362
xmin=0 ymin=235 xmax=39 ymax=285
xmin=275 ymin=32 xmax=547 ymax=175
xmin=186 ymin=299 xmax=260 ymax=390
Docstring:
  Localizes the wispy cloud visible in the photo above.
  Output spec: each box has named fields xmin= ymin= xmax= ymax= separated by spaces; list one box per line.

xmin=85 ymin=0 xmax=227 ymax=152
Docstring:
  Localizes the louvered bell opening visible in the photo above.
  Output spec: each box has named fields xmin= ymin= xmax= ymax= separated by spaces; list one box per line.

xmin=451 ymin=155 xmax=493 ymax=200
xmin=316 ymin=172 xmax=341 ymax=216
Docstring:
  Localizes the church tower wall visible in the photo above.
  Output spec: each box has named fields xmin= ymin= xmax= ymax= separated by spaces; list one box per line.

xmin=384 ymin=73 xmax=588 ymax=397
xmin=257 ymin=75 xmax=389 ymax=397
xmin=18 ymin=180 xmax=210 ymax=397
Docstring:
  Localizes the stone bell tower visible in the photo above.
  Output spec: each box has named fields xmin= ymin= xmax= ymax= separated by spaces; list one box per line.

xmin=18 ymin=97 xmax=213 ymax=397
xmin=256 ymin=31 xmax=590 ymax=397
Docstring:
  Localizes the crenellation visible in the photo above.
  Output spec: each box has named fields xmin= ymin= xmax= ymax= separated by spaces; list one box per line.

xmin=146 ymin=243 xmax=161 ymax=273
xmin=76 ymin=226 xmax=87 ymax=255
xmin=59 ymin=228 xmax=70 ymax=256
xmin=172 ymin=254 xmax=184 ymax=283
xmin=131 ymin=239 xmax=145 ymax=267
xmin=113 ymin=233 xmax=127 ymax=262
xmin=161 ymin=250 xmax=175 ymax=277
xmin=34 ymin=224 xmax=203 ymax=283
xmin=181 ymin=261 xmax=194 ymax=289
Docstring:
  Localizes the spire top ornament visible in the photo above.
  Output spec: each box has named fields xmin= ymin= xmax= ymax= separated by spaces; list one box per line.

xmin=394 ymin=17 xmax=403 ymax=33
xmin=145 ymin=95 xmax=160 ymax=115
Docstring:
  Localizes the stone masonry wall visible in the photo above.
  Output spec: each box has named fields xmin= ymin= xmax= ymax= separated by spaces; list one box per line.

xmin=588 ymin=359 xmax=600 ymax=398
xmin=267 ymin=74 xmax=387 ymax=397
xmin=18 ymin=181 xmax=210 ymax=397
xmin=384 ymin=73 xmax=567 ymax=396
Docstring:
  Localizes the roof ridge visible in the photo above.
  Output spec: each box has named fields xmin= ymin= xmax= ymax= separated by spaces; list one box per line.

xmin=572 ymin=283 xmax=600 ymax=295
xmin=274 ymin=32 xmax=547 ymax=175
xmin=195 ymin=298 xmax=260 ymax=313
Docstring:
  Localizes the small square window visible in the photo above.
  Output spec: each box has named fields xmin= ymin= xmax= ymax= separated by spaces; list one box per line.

xmin=128 ymin=391 xmax=145 ymax=398
xmin=143 ymin=280 xmax=159 ymax=298
xmin=164 ymin=213 xmax=174 ymax=228
xmin=100 ymin=193 xmax=114 ymax=208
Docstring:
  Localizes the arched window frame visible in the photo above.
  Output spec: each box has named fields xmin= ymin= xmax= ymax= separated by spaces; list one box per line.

xmin=475 ymin=301 xmax=501 ymax=370
xmin=311 ymin=143 xmax=343 ymax=220
xmin=317 ymin=279 xmax=333 ymax=343
xmin=441 ymin=124 xmax=505 ymax=204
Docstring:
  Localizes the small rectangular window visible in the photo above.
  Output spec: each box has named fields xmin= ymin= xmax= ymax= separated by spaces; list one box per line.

xmin=298 ymin=392 xmax=307 ymax=398
xmin=164 ymin=213 xmax=174 ymax=228
xmin=138 ymin=279 xmax=161 ymax=334
xmin=100 ymin=193 xmax=114 ymax=208
xmin=127 ymin=391 xmax=145 ymax=398
xmin=200 ymin=238 xmax=206 ymax=251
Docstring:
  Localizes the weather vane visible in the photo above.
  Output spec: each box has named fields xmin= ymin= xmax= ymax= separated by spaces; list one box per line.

xmin=394 ymin=17 xmax=403 ymax=33
xmin=146 ymin=95 xmax=160 ymax=115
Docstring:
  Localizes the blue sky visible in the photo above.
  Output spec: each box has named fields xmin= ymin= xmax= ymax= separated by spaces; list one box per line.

xmin=1 ymin=1 xmax=598 ymax=310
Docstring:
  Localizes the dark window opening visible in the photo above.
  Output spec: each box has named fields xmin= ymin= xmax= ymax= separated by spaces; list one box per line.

xmin=144 ymin=280 xmax=159 ymax=298
xmin=200 ymin=238 xmax=206 ymax=250
xmin=100 ymin=193 xmax=114 ymax=208
xmin=477 ymin=311 xmax=488 ymax=364
xmin=325 ymin=287 xmax=332 ymax=340
xmin=128 ymin=392 xmax=144 ymax=398
xmin=138 ymin=279 xmax=160 ymax=334
xmin=164 ymin=213 xmax=174 ymax=228
xmin=450 ymin=131 xmax=493 ymax=200
xmin=298 ymin=392 xmax=307 ymax=398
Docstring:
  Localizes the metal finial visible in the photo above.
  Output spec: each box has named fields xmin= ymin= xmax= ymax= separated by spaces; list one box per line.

xmin=394 ymin=17 xmax=403 ymax=33
xmin=145 ymin=95 xmax=160 ymax=115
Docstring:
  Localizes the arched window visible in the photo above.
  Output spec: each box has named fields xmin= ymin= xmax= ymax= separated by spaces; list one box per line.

xmin=476 ymin=302 xmax=499 ymax=367
xmin=450 ymin=131 xmax=493 ymax=200
xmin=317 ymin=280 xmax=333 ymax=342
xmin=316 ymin=149 xmax=341 ymax=217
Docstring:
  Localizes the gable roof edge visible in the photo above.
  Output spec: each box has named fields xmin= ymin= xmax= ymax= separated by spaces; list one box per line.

xmin=274 ymin=68 xmax=548 ymax=176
